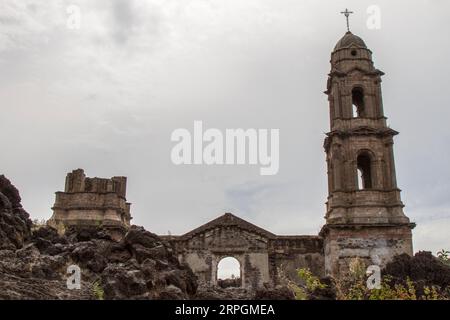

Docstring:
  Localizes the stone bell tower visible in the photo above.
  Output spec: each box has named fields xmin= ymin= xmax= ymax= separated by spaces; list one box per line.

xmin=320 ymin=29 xmax=415 ymax=276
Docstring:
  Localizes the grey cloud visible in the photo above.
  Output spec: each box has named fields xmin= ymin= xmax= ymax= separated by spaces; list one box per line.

xmin=109 ymin=0 xmax=162 ymax=45
xmin=225 ymin=181 xmax=284 ymax=215
xmin=111 ymin=0 xmax=138 ymax=44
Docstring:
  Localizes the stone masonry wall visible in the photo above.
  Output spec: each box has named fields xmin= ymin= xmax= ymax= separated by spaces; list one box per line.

xmin=163 ymin=214 xmax=325 ymax=291
xmin=269 ymin=236 xmax=325 ymax=284
xmin=48 ymin=169 xmax=132 ymax=234
xmin=322 ymin=224 xmax=413 ymax=276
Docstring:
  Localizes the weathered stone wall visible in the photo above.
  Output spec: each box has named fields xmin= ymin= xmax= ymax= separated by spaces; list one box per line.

xmin=269 ymin=236 xmax=325 ymax=284
xmin=322 ymin=224 xmax=413 ymax=276
xmin=163 ymin=214 xmax=325 ymax=290
xmin=167 ymin=225 xmax=273 ymax=290
xmin=48 ymin=169 xmax=132 ymax=234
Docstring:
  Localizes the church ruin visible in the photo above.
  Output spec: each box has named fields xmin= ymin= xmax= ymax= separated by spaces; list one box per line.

xmin=49 ymin=30 xmax=415 ymax=288
xmin=48 ymin=168 xmax=132 ymax=236
xmin=161 ymin=213 xmax=324 ymax=290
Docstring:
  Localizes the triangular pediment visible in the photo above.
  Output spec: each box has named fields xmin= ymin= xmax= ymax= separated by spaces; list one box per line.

xmin=180 ymin=213 xmax=276 ymax=240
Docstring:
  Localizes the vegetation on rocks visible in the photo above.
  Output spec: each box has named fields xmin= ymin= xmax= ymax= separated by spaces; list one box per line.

xmin=288 ymin=252 xmax=450 ymax=300
xmin=438 ymin=250 xmax=450 ymax=266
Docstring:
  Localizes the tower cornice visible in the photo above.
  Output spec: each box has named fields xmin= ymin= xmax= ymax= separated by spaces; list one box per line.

xmin=326 ymin=126 xmax=399 ymax=138
xmin=328 ymin=67 xmax=385 ymax=78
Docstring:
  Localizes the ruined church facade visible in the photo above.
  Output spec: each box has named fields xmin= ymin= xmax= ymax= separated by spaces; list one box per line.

xmin=161 ymin=213 xmax=324 ymax=289
xmin=49 ymin=31 xmax=414 ymax=288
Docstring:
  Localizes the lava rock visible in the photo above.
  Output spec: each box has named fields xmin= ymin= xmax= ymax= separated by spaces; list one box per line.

xmin=0 ymin=175 xmax=32 ymax=250
xmin=383 ymin=251 xmax=450 ymax=295
xmin=0 ymin=176 xmax=198 ymax=300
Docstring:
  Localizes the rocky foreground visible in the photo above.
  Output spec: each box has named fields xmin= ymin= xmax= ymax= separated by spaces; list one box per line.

xmin=1 ymin=174 xmax=449 ymax=300
xmin=0 ymin=174 xmax=294 ymax=300
xmin=0 ymin=175 xmax=198 ymax=299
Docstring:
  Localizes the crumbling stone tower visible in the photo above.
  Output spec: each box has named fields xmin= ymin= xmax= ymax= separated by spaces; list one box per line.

xmin=49 ymin=169 xmax=132 ymax=234
xmin=320 ymin=32 xmax=415 ymax=276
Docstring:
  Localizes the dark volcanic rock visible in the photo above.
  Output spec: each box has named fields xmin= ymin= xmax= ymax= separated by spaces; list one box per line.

xmin=383 ymin=251 xmax=450 ymax=295
xmin=254 ymin=286 xmax=295 ymax=300
xmin=309 ymin=277 xmax=336 ymax=300
xmin=123 ymin=226 xmax=160 ymax=248
xmin=0 ymin=175 xmax=198 ymax=300
xmin=164 ymin=268 xmax=198 ymax=296
xmin=0 ymin=175 xmax=32 ymax=250
xmin=106 ymin=242 xmax=132 ymax=263
xmin=0 ymin=175 xmax=22 ymax=208
xmin=102 ymin=265 xmax=149 ymax=299
xmin=217 ymin=278 xmax=242 ymax=289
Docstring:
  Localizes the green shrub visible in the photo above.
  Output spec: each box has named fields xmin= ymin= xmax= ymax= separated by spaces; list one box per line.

xmin=437 ymin=249 xmax=450 ymax=266
xmin=283 ymin=257 xmax=449 ymax=300
xmin=278 ymin=267 xmax=327 ymax=300
xmin=298 ymin=268 xmax=327 ymax=292
xmin=92 ymin=281 xmax=104 ymax=300
xmin=335 ymin=258 xmax=448 ymax=300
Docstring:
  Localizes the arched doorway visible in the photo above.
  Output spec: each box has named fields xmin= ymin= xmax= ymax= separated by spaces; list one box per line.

xmin=217 ymin=257 xmax=242 ymax=288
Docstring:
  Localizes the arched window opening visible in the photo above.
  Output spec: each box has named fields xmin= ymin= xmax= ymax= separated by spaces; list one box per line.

xmin=217 ymin=257 xmax=241 ymax=288
xmin=357 ymin=153 xmax=372 ymax=189
xmin=352 ymin=87 xmax=365 ymax=118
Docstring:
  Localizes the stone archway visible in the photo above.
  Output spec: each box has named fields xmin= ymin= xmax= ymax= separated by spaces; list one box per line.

xmin=216 ymin=256 xmax=242 ymax=288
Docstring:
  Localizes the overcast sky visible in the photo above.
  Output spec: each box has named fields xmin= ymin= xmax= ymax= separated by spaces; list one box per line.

xmin=1 ymin=0 xmax=449 ymax=255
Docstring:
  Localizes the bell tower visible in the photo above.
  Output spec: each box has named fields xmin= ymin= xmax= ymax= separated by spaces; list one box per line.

xmin=320 ymin=28 xmax=415 ymax=276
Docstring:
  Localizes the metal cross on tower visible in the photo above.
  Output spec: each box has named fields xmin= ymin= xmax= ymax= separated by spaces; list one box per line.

xmin=340 ymin=8 xmax=354 ymax=32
